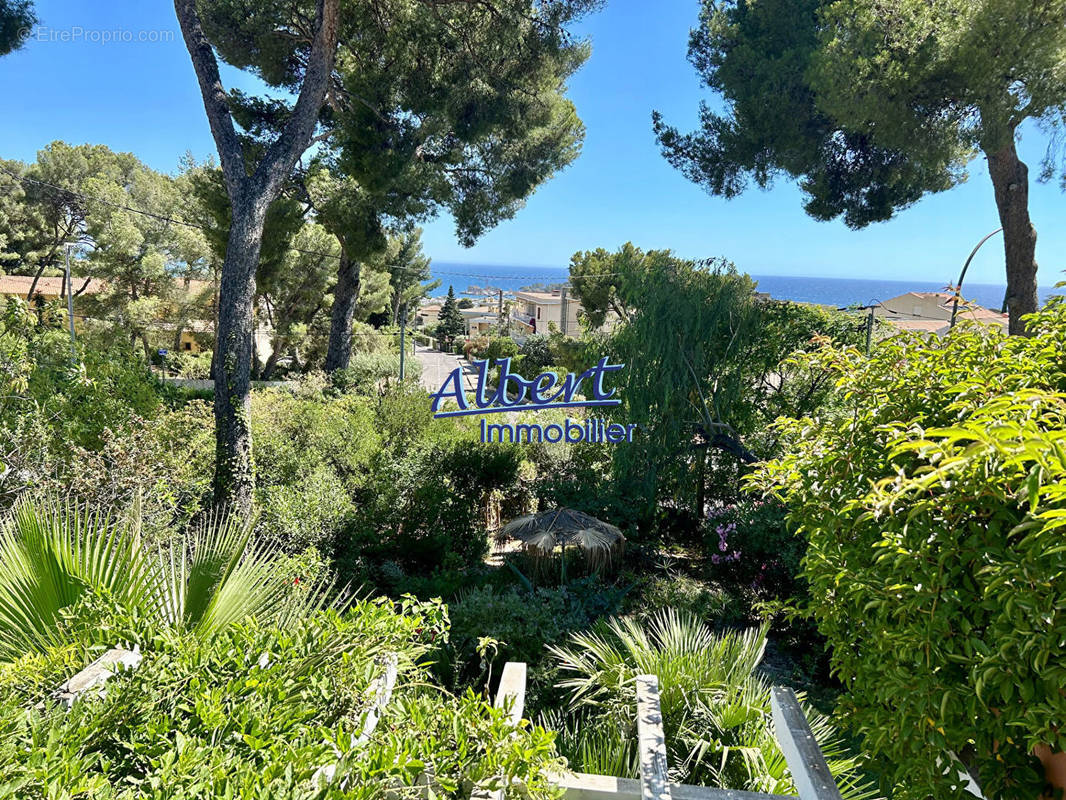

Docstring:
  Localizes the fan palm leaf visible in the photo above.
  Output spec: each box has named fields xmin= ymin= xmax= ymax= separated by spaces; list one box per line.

xmin=548 ymin=608 xmax=880 ymax=799
xmin=0 ymin=498 xmax=340 ymax=663
xmin=0 ymin=501 xmax=159 ymax=659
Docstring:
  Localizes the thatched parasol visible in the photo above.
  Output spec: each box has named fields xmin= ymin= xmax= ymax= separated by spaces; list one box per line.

xmin=498 ymin=508 xmax=625 ymax=578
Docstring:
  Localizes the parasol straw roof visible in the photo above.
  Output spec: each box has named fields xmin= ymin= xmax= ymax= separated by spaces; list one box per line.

xmin=499 ymin=508 xmax=624 ymax=566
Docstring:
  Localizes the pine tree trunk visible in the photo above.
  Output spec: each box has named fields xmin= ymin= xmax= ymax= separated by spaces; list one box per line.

xmin=324 ymin=250 xmax=361 ymax=372
xmin=175 ymin=0 xmax=340 ymax=511
xmin=260 ymin=337 xmax=283 ymax=381
xmin=986 ymin=139 xmax=1039 ymax=335
xmin=211 ymin=193 xmax=266 ymax=512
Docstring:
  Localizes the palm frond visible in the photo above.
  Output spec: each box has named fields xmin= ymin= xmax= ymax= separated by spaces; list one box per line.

xmin=0 ymin=498 xmax=344 ymax=663
xmin=548 ymin=608 xmax=880 ymax=799
xmin=0 ymin=500 xmax=160 ymax=660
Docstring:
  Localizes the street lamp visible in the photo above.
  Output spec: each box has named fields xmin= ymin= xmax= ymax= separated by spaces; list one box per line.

xmin=950 ymin=228 xmax=1002 ymax=330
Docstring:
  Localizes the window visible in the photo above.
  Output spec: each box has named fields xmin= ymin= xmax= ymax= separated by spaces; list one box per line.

xmin=536 ymin=308 xmax=541 ymax=319
xmin=183 ymin=341 xmax=192 ymax=351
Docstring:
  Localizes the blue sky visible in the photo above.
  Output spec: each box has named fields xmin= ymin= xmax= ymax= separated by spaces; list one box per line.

xmin=2 ymin=0 xmax=1064 ymax=286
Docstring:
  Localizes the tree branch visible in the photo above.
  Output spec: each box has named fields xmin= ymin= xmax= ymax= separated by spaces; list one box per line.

xmin=173 ymin=0 xmax=246 ymax=193
xmin=254 ymin=0 xmax=341 ymax=201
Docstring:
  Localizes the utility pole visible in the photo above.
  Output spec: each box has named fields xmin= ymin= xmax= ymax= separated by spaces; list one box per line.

xmin=865 ymin=305 xmax=874 ymax=355
xmin=497 ymin=288 xmax=503 ymax=333
xmin=560 ymin=285 xmax=569 ymax=336
xmin=64 ymin=244 xmax=76 ymax=355
xmin=399 ymin=301 xmax=407 ymax=380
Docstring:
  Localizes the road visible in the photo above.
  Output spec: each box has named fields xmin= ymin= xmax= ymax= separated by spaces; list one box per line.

xmin=413 ymin=343 xmax=477 ymax=395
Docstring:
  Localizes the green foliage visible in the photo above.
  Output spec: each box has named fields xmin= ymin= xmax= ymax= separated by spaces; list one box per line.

xmin=629 ymin=573 xmax=735 ymax=627
xmin=0 ymin=593 xmax=564 ymax=799
xmin=347 ymin=393 xmax=523 ymax=574
xmin=329 ymin=352 xmax=408 ymax=395
xmin=548 ymin=608 xmax=876 ymax=796
xmin=205 ymin=0 xmax=597 ymax=248
xmin=463 ymin=334 xmax=491 ymax=360
xmin=812 ymin=0 xmax=1066 ymax=173
xmin=750 ymin=300 xmax=1066 ymax=798
xmin=443 ymin=582 xmax=622 ymax=696
xmin=245 ymin=382 xmax=522 ymax=578
xmin=464 ymin=335 xmax=519 ymax=366
xmin=652 ymin=0 xmax=962 ymax=228
xmin=258 ymin=221 xmax=342 ymax=377
xmin=704 ymin=499 xmax=801 ymax=599
xmin=387 ymin=228 xmax=437 ymax=325
xmin=578 ymin=245 xmax=857 ymax=527
xmin=0 ymin=498 xmax=336 ymax=662
xmin=437 ymin=286 xmax=466 ymax=348
xmin=0 ymin=298 xmax=172 ymax=510
xmin=0 ymin=0 xmax=35 ymax=55
xmin=249 ymin=386 xmax=378 ymax=554
xmin=519 ymin=335 xmax=555 ymax=373
xmin=484 ymin=336 xmax=519 ymax=363
xmin=532 ymin=441 xmax=647 ymax=534
xmin=0 ymin=143 xmax=213 ymax=355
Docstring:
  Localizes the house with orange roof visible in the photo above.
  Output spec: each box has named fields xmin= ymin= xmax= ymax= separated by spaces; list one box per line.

xmin=0 ymin=273 xmax=219 ymax=353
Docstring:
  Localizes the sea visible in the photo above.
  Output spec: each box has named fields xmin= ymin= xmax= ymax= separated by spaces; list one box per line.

xmin=428 ymin=261 xmax=1061 ymax=311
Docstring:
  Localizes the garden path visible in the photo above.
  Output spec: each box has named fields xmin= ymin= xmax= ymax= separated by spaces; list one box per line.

xmin=414 ymin=343 xmax=477 ymax=395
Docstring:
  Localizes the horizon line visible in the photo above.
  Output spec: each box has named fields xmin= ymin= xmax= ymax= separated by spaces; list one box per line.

xmin=426 ymin=263 xmax=1059 ymax=289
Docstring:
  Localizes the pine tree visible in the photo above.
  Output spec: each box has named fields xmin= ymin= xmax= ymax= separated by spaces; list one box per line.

xmin=437 ymin=286 xmax=466 ymax=350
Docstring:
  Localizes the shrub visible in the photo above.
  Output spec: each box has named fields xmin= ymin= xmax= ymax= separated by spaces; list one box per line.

xmin=519 ymin=334 xmax=554 ymax=372
xmin=630 ymin=573 xmax=734 ymax=626
xmin=351 ymin=434 xmax=523 ymax=572
xmin=751 ymin=302 xmax=1066 ymax=799
xmin=531 ymin=442 xmax=646 ymax=535
xmin=443 ymin=579 xmax=626 ymax=711
xmin=0 ymin=300 xmax=209 ymax=529
xmin=463 ymin=335 xmax=491 ymax=359
xmin=547 ymin=608 xmax=875 ymax=796
xmin=445 ymin=584 xmax=594 ymax=684
xmin=703 ymin=498 xmax=800 ymax=599
xmin=0 ymin=596 xmax=564 ymax=799
xmin=330 ymin=352 xmax=408 ymax=395
xmin=0 ymin=299 xmax=166 ymax=508
xmin=252 ymin=387 xmax=379 ymax=490
xmin=250 ymin=386 xmax=380 ymax=554
xmin=309 ymin=387 xmax=525 ymax=580
xmin=484 ymin=336 xmax=519 ymax=363
xmin=163 ymin=350 xmax=212 ymax=379
xmin=257 ymin=465 xmax=358 ymax=554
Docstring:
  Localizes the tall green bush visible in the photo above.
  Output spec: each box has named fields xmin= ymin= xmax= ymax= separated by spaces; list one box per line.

xmin=0 ymin=298 xmax=167 ymax=509
xmin=751 ymin=301 xmax=1066 ymax=799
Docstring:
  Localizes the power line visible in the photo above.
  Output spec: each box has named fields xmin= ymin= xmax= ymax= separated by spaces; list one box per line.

xmin=2 ymin=167 xmax=577 ymax=281
xmin=13 ymin=167 xmax=970 ymax=302
xmin=0 ymin=167 xmax=631 ymax=283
